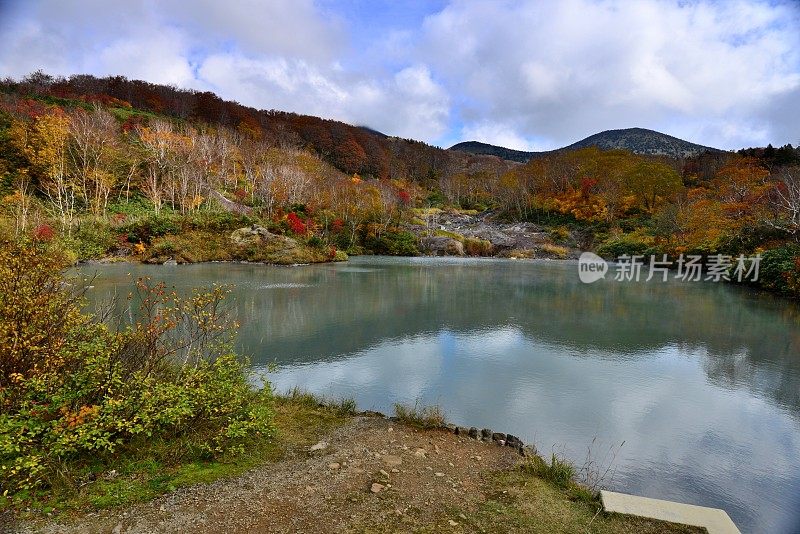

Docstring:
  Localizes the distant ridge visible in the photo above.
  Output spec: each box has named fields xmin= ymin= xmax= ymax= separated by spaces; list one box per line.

xmin=449 ymin=127 xmax=721 ymax=162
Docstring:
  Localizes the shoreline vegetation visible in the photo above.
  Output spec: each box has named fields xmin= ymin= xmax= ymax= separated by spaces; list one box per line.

xmin=1 ymin=241 xmax=703 ymax=533
xmin=0 ymin=73 xmax=798 ymax=297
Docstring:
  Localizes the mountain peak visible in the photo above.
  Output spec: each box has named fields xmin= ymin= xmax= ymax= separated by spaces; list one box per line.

xmin=449 ymin=128 xmax=721 ymax=162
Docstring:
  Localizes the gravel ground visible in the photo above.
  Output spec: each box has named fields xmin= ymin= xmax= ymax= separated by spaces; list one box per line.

xmin=11 ymin=416 xmax=521 ymax=534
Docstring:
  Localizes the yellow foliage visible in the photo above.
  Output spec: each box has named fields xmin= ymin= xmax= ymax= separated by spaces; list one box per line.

xmin=553 ymin=190 xmax=609 ymax=222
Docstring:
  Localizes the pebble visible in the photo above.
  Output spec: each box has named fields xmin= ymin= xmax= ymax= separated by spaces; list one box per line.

xmin=379 ymin=469 xmax=390 ymax=478
xmin=448 ymin=519 xmax=459 ymax=526
xmin=370 ymin=482 xmax=385 ymax=494
xmin=413 ymin=448 xmax=427 ymax=458
xmin=382 ymin=455 xmax=403 ymax=467
xmin=328 ymin=462 xmax=340 ymax=470
xmin=309 ymin=441 xmax=328 ymax=452
xmin=435 ymin=472 xmax=445 ymax=477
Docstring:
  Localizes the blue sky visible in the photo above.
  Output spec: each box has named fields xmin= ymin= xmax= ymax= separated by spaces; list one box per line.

xmin=1 ymin=0 xmax=798 ymax=150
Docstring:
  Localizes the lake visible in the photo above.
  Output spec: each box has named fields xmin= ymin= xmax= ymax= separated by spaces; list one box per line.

xmin=79 ymin=257 xmax=800 ymax=533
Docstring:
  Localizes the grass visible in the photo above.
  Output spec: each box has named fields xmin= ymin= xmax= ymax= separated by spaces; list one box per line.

xmin=523 ymin=453 xmax=577 ymax=490
xmin=433 ymin=229 xmax=465 ymax=242
xmin=5 ymin=395 xmax=349 ymax=520
xmin=393 ymin=401 xmax=447 ymax=429
xmin=450 ymin=469 xmax=706 ymax=534
xmin=540 ymin=243 xmax=570 ymax=259
xmin=280 ymin=386 xmax=358 ymax=417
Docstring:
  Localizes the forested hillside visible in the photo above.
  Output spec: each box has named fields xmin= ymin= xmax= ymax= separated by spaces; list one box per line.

xmin=0 ymin=72 xmax=798 ymax=295
xmin=451 ymin=128 xmax=721 ymax=162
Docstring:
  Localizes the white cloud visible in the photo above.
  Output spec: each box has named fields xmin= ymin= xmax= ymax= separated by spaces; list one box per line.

xmin=198 ymin=56 xmax=449 ymax=141
xmin=418 ymin=0 xmax=800 ymax=149
xmin=460 ymin=121 xmax=549 ymax=151
xmin=0 ymin=0 xmax=797 ymax=149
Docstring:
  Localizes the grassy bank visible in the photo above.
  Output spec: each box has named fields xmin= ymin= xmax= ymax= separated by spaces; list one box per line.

xmin=1 ymin=395 xmax=351 ymax=520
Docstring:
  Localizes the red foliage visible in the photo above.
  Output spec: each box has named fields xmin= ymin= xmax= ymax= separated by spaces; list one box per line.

xmin=121 ymin=115 xmax=143 ymax=133
xmin=33 ymin=224 xmax=55 ymax=242
xmin=328 ymin=246 xmax=337 ymax=260
xmin=233 ymin=188 xmax=248 ymax=201
xmin=287 ymin=212 xmax=308 ymax=235
xmin=397 ymin=189 xmax=411 ymax=205
xmin=331 ymin=218 xmax=344 ymax=233
xmin=80 ymin=93 xmax=131 ymax=108
xmin=580 ymin=178 xmax=598 ymax=195
xmin=0 ymin=97 xmax=50 ymax=119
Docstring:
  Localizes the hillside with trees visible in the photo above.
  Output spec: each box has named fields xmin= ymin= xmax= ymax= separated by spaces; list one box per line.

xmin=0 ymin=72 xmax=798 ymax=296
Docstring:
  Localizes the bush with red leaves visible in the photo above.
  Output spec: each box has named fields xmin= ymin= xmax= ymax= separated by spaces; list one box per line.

xmin=287 ymin=212 xmax=308 ymax=235
xmin=33 ymin=224 xmax=55 ymax=242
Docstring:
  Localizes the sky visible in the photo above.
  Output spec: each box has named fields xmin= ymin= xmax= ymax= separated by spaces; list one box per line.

xmin=0 ymin=0 xmax=798 ymax=151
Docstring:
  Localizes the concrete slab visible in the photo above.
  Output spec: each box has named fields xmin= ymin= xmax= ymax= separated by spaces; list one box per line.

xmin=600 ymin=490 xmax=740 ymax=534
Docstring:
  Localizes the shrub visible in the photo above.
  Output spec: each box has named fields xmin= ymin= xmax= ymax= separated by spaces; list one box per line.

xmin=61 ymin=219 xmax=117 ymax=259
xmin=121 ymin=214 xmax=180 ymax=244
xmin=364 ymin=230 xmax=419 ymax=256
xmin=464 ymin=236 xmax=493 ymax=256
xmin=0 ymin=242 xmax=275 ymax=496
xmin=549 ymin=226 xmax=571 ymax=244
xmin=184 ymin=210 xmax=253 ymax=232
xmin=32 ymin=223 xmax=55 ymax=241
xmin=539 ymin=243 xmax=569 ymax=259
xmin=757 ymin=243 xmax=800 ymax=297
xmin=286 ymin=212 xmax=308 ymax=235
xmin=596 ymin=231 xmax=656 ymax=259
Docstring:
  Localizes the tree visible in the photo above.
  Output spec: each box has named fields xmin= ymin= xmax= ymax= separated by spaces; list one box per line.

xmin=68 ymin=105 xmax=120 ymax=215
xmin=10 ymin=111 xmax=77 ymax=231
xmin=767 ymin=166 xmax=800 ymax=237
xmin=623 ymin=160 xmax=682 ymax=212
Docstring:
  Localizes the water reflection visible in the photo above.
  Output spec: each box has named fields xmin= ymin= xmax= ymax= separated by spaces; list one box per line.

xmin=80 ymin=258 xmax=800 ymax=533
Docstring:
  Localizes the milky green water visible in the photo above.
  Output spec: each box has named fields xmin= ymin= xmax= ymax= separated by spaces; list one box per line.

xmin=80 ymin=257 xmax=800 ymax=533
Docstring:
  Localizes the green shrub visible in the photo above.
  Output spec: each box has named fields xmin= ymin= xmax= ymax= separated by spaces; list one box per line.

xmin=107 ymin=195 xmax=155 ymax=217
xmin=184 ymin=210 xmax=254 ymax=232
xmin=596 ymin=232 xmax=656 ymax=259
xmin=0 ymin=243 xmax=275 ymax=497
xmin=307 ymin=235 xmax=324 ymax=248
xmin=549 ymin=226 xmax=571 ymax=244
xmin=121 ymin=214 xmax=180 ymax=244
xmin=60 ymin=219 xmax=117 ymax=259
xmin=364 ymin=230 xmax=419 ymax=256
xmin=757 ymin=243 xmax=800 ymax=296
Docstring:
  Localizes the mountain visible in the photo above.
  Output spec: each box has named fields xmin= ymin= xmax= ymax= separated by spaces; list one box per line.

xmin=443 ymin=141 xmax=534 ymax=163
xmin=449 ymin=127 xmax=721 ymax=162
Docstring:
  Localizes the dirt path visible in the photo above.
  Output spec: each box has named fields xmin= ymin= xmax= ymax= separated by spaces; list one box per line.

xmin=12 ymin=413 xmax=702 ymax=534
xmin=18 ymin=416 xmax=520 ymax=533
